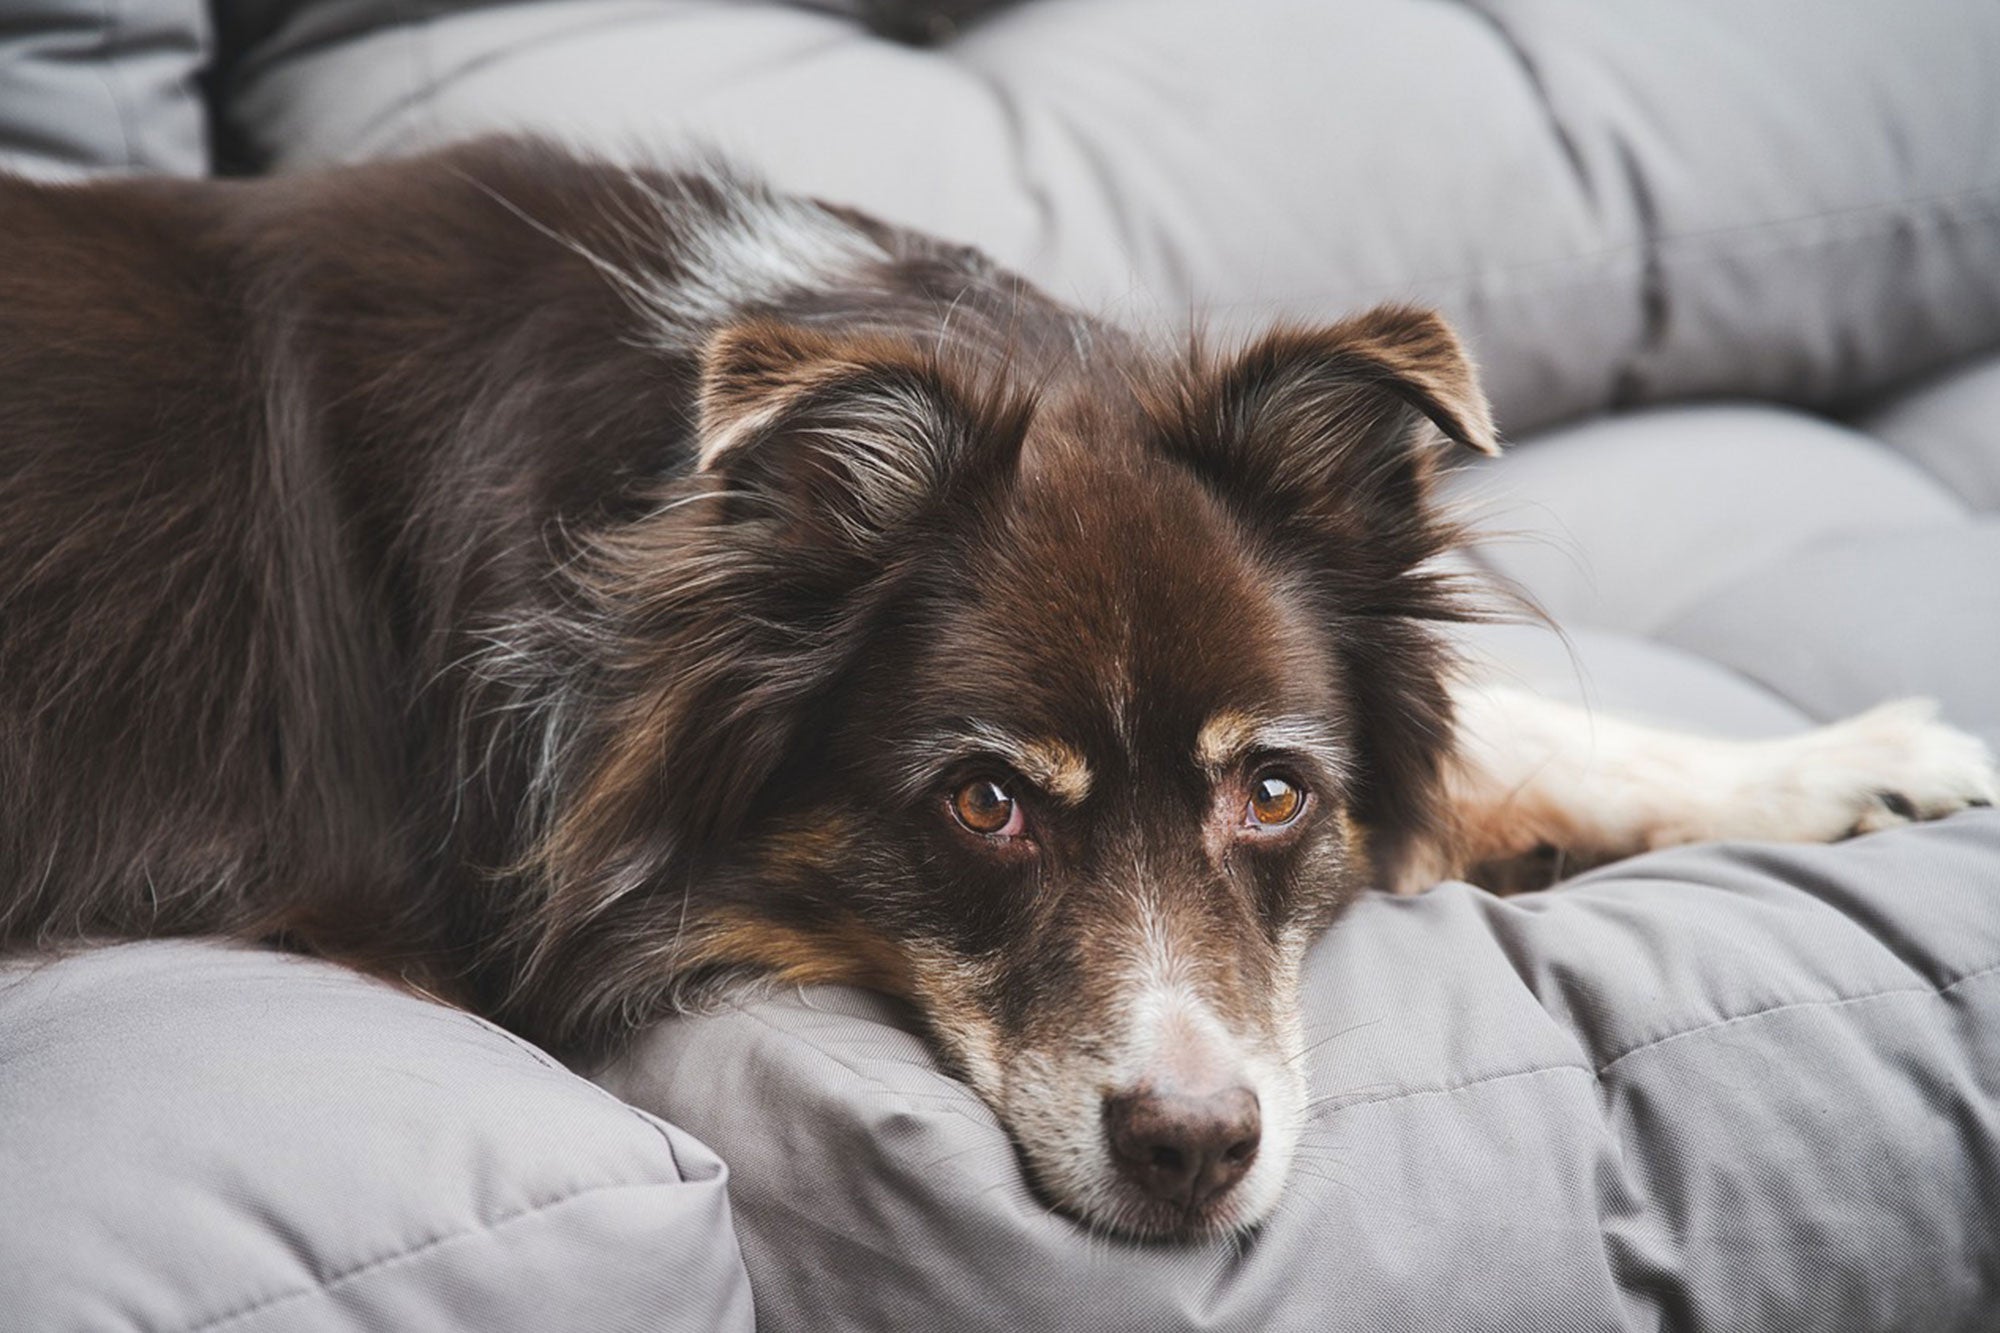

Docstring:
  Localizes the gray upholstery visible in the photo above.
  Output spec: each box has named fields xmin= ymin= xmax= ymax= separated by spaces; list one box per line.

xmin=1443 ymin=397 xmax=2000 ymax=736
xmin=604 ymin=813 xmax=2000 ymax=1331
xmin=0 ymin=943 xmax=753 ymax=1332
xmin=5 ymin=2 xmax=1999 ymax=1328
xmin=0 ymin=0 xmax=211 ymax=178
xmin=220 ymin=0 xmax=2000 ymax=437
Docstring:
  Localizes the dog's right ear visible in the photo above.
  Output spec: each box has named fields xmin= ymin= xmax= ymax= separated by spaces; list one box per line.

xmin=523 ymin=322 xmax=1027 ymax=972
xmin=692 ymin=320 xmax=1024 ymax=560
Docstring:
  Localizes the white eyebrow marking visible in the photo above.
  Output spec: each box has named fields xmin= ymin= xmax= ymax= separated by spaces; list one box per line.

xmin=1195 ymin=711 xmax=1349 ymax=780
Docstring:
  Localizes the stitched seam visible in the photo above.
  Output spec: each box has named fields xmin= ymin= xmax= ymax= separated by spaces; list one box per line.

xmin=170 ymin=1181 xmax=679 ymax=1333
xmin=1596 ymin=956 xmax=2000 ymax=1074
xmin=1308 ymin=958 xmax=2000 ymax=1122
xmin=1188 ymin=187 xmax=2000 ymax=314
xmin=93 ymin=0 xmax=138 ymax=170
xmin=1308 ymin=1061 xmax=1598 ymax=1121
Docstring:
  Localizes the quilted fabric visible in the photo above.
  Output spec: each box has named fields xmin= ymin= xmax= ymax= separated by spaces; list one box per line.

xmin=1446 ymin=383 xmax=2000 ymax=742
xmin=219 ymin=0 xmax=2000 ymax=436
xmin=0 ymin=0 xmax=212 ymax=178
xmin=0 ymin=943 xmax=754 ymax=1332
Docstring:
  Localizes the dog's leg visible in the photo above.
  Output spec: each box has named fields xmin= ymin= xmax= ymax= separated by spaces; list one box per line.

xmin=1397 ymin=685 xmax=1999 ymax=894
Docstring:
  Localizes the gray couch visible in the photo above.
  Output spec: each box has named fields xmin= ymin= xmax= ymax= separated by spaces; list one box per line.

xmin=5 ymin=2 xmax=2000 ymax=1328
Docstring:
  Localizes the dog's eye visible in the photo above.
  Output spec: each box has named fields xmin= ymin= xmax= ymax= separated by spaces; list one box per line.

xmin=952 ymin=779 xmax=1023 ymax=837
xmin=1246 ymin=774 xmax=1306 ymax=828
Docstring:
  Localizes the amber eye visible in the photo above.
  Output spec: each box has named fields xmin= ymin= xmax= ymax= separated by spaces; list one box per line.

xmin=1246 ymin=773 xmax=1306 ymax=828
xmin=952 ymin=778 xmax=1022 ymax=837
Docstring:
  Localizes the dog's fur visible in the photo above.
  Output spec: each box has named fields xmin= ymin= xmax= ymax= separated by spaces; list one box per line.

xmin=3 ymin=139 xmax=1993 ymax=1239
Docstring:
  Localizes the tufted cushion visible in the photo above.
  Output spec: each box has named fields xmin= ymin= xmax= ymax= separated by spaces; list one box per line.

xmin=216 ymin=0 xmax=2000 ymax=436
xmin=0 ymin=0 xmax=212 ymax=178
xmin=0 ymin=942 xmax=753 ymax=1332
xmin=1442 ymin=371 xmax=2000 ymax=736
xmin=1861 ymin=354 xmax=2000 ymax=513
xmin=603 ymin=813 xmax=2000 ymax=1331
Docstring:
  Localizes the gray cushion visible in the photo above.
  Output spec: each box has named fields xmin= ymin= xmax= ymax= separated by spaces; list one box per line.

xmin=1860 ymin=353 xmax=2000 ymax=514
xmin=1444 ymin=621 xmax=1813 ymax=739
xmin=0 ymin=0 xmax=212 ymax=178
xmin=1439 ymin=379 xmax=1999 ymax=732
xmin=1657 ymin=521 xmax=2000 ymax=731
xmin=601 ymin=811 xmax=2000 ymax=1331
xmin=0 ymin=941 xmax=752 ymax=1332
xmin=218 ymin=0 xmax=2000 ymax=435
xmin=1443 ymin=403 xmax=1970 ymax=638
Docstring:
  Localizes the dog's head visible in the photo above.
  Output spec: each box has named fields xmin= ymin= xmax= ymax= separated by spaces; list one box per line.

xmin=513 ymin=303 xmax=1495 ymax=1239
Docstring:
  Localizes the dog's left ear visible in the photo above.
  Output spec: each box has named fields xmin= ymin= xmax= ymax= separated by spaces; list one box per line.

xmin=1167 ymin=304 xmax=1496 ymax=550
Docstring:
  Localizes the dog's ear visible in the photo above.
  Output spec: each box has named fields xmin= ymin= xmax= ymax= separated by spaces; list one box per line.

xmin=692 ymin=320 xmax=1022 ymax=560
xmin=522 ymin=323 xmax=1025 ymax=977
xmin=1164 ymin=304 xmax=1497 ymax=870
xmin=1168 ymin=305 xmax=1495 ymax=558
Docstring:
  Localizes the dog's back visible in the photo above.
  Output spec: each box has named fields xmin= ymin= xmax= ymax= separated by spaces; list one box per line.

xmin=0 ymin=147 xmax=692 ymax=964
xmin=0 ymin=171 xmax=318 ymax=944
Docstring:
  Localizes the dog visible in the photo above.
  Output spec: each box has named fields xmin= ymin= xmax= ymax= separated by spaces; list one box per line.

xmin=2 ymin=138 xmax=1993 ymax=1240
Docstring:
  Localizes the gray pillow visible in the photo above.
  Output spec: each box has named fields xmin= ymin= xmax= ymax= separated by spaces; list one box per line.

xmin=603 ymin=812 xmax=2000 ymax=1331
xmin=0 ymin=0 xmax=211 ymax=178
xmin=0 ymin=941 xmax=752 ymax=1332
xmin=219 ymin=0 xmax=2000 ymax=436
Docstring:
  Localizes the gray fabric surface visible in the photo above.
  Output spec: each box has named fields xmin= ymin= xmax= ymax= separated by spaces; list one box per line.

xmin=1657 ymin=521 xmax=2000 ymax=733
xmin=1439 ymin=384 xmax=1997 ymax=733
xmin=603 ymin=811 xmax=2000 ymax=1331
xmin=1443 ymin=621 xmax=1814 ymax=739
xmin=1860 ymin=353 xmax=2000 ymax=514
xmin=0 ymin=942 xmax=753 ymax=1332
xmin=216 ymin=0 xmax=2000 ymax=435
xmin=1443 ymin=404 xmax=1970 ymax=638
xmin=0 ymin=0 xmax=212 ymax=178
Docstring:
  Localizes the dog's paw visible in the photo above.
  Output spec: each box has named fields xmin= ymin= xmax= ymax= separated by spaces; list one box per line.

xmin=1764 ymin=699 xmax=1997 ymax=842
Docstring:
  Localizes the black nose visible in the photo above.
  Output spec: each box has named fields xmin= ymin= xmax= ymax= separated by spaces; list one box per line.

xmin=1104 ymin=1085 xmax=1261 ymax=1209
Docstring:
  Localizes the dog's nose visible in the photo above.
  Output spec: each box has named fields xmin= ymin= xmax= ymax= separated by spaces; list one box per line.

xmin=1104 ymin=1084 xmax=1261 ymax=1208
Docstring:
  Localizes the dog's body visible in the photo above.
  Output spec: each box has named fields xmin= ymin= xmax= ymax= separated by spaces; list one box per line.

xmin=3 ymin=140 xmax=1993 ymax=1238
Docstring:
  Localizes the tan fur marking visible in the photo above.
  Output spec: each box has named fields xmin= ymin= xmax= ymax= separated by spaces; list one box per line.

xmin=1015 ymin=738 xmax=1093 ymax=805
xmin=1195 ymin=710 xmax=1261 ymax=771
xmin=1194 ymin=711 xmax=1348 ymax=777
xmin=753 ymin=813 xmax=858 ymax=877
xmin=684 ymin=906 xmax=914 ymax=996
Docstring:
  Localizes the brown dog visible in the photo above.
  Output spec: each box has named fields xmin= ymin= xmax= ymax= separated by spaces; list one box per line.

xmin=2 ymin=139 xmax=1991 ymax=1238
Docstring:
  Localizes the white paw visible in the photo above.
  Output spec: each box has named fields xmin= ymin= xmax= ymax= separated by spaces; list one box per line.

xmin=1755 ymin=699 xmax=1997 ymax=843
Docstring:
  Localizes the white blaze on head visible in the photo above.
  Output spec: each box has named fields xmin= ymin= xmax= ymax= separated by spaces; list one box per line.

xmin=1118 ymin=907 xmax=1245 ymax=1093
